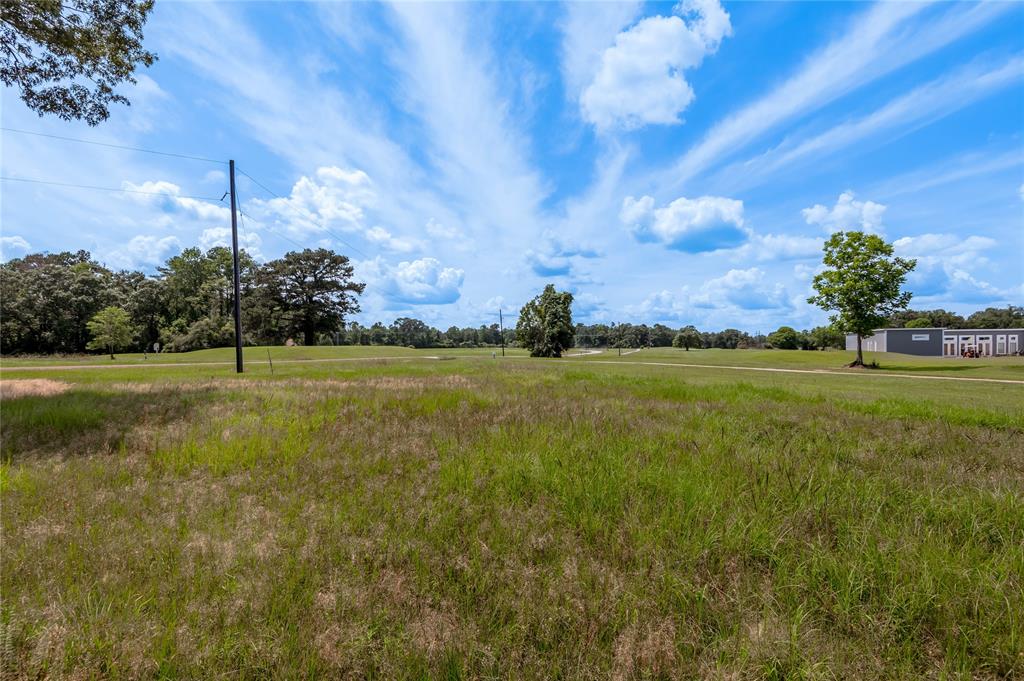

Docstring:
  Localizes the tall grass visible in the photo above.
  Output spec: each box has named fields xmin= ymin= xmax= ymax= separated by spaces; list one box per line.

xmin=1 ymin=361 xmax=1022 ymax=678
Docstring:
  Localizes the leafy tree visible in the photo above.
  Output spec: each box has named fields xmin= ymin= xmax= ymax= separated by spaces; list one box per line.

xmin=1 ymin=0 xmax=157 ymax=125
xmin=672 ymin=325 xmax=701 ymax=350
xmin=516 ymin=284 xmax=574 ymax=357
xmin=808 ymin=231 xmax=916 ymax=366
xmin=264 ymin=249 xmax=365 ymax=346
xmin=86 ymin=306 xmax=134 ymax=358
xmin=904 ymin=317 xmax=932 ymax=329
xmin=767 ymin=325 xmax=800 ymax=350
xmin=807 ymin=325 xmax=844 ymax=350
xmin=965 ymin=306 xmax=1024 ymax=329
xmin=888 ymin=308 xmax=965 ymax=329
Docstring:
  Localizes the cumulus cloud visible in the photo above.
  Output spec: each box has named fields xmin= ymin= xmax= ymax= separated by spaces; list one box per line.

xmin=733 ymin=233 xmax=823 ymax=262
xmin=802 ymin=191 xmax=886 ymax=234
xmin=106 ymin=235 xmax=181 ymax=270
xmin=364 ymin=226 xmax=417 ymax=253
xmin=248 ymin=166 xmax=374 ymax=236
xmin=122 ymin=179 xmax=230 ymax=223
xmin=632 ymin=267 xmax=792 ymax=322
xmin=360 ymin=257 xmax=464 ymax=305
xmin=199 ymin=227 xmax=264 ymax=260
xmin=0 ymin=235 xmax=31 ymax=261
xmin=581 ymin=0 xmax=731 ymax=131
xmin=695 ymin=267 xmax=790 ymax=310
xmin=425 ymin=218 xmax=460 ymax=240
xmin=523 ymin=234 xmax=601 ymax=278
xmin=893 ymin=232 xmax=1009 ymax=301
xmin=621 ymin=194 xmax=747 ymax=252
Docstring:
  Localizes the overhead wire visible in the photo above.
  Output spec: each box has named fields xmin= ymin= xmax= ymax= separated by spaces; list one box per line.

xmin=1 ymin=127 xmax=226 ymax=164
xmin=0 ymin=175 xmax=227 ymax=202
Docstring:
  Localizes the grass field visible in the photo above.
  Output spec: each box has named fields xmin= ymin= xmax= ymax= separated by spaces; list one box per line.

xmin=2 ymin=347 xmax=1023 ymax=678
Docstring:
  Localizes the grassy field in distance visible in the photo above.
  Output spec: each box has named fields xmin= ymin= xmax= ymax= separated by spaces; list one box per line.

xmin=2 ymin=348 xmax=1023 ymax=678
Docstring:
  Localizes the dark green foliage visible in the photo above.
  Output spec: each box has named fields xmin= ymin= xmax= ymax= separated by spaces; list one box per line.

xmin=767 ymin=326 xmax=800 ymax=350
xmin=516 ymin=284 xmax=574 ymax=357
xmin=260 ymin=249 xmax=365 ymax=346
xmin=807 ymin=325 xmax=844 ymax=350
xmin=672 ymin=325 xmax=702 ymax=350
xmin=1 ymin=0 xmax=157 ymax=125
xmin=904 ymin=317 xmax=932 ymax=329
xmin=965 ymin=306 xmax=1024 ymax=329
xmin=888 ymin=308 xmax=966 ymax=329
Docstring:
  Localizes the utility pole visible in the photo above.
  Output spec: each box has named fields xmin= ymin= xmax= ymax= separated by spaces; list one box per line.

xmin=229 ymin=160 xmax=243 ymax=373
xmin=498 ymin=309 xmax=505 ymax=357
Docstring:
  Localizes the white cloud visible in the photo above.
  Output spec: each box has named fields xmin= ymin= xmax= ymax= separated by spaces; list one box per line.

xmin=360 ymin=256 xmax=465 ymax=305
xmin=803 ymin=191 xmax=886 ymax=235
xmin=694 ymin=267 xmax=790 ymax=311
xmin=249 ymin=166 xmax=374 ymax=237
xmin=560 ymin=1 xmax=642 ymax=98
xmin=733 ymin=233 xmax=824 ymax=262
xmin=425 ymin=218 xmax=460 ymax=240
xmin=121 ymin=179 xmax=231 ymax=223
xmin=0 ymin=235 xmax=31 ymax=260
xmin=199 ymin=227 xmax=264 ymax=260
xmin=621 ymin=194 xmax=747 ymax=252
xmin=581 ymin=0 xmax=731 ymax=131
xmin=105 ymin=235 xmax=181 ymax=271
xmin=365 ymin=226 xmax=417 ymax=253
xmin=892 ymin=232 xmax=1014 ymax=302
xmin=204 ymin=169 xmax=227 ymax=184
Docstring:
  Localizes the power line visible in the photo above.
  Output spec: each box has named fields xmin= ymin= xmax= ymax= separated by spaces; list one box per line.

xmin=0 ymin=175 xmax=227 ymax=202
xmin=235 ymin=165 xmax=371 ymax=259
xmin=239 ymin=208 xmax=307 ymax=251
xmin=0 ymin=127 xmax=226 ymax=165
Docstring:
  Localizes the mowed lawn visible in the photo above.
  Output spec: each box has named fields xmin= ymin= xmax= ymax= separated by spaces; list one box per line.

xmin=1 ymin=350 xmax=1023 ymax=678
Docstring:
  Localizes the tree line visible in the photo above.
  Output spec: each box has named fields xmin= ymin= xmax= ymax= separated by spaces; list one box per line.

xmin=1 ymin=245 xmax=1020 ymax=356
xmin=0 ymin=247 xmax=363 ymax=354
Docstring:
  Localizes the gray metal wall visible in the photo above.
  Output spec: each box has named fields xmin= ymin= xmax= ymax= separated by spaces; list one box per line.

xmin=884 ymin=329 xmax=943 ymax=356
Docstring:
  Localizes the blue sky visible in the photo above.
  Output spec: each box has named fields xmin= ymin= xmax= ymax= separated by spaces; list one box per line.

xmin=1 ymin=0 xmax=1022 ymax=332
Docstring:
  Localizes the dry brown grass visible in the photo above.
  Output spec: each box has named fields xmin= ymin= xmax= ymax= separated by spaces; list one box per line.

xmin=0 ymin=379 xmax=70 ymax=400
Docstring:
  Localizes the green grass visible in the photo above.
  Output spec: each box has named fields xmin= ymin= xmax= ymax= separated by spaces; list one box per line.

xmin=2 ymin=351 xmax=1023 ymax=678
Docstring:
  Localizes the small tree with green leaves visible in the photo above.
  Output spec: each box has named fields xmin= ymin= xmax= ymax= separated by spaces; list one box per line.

xmin=86 ymin=306 xmax=134 ymax=358
xmin=904 ymin=317 xmax=932 ymax=329
xmin=672 ymin=325 xmax=701 ymax=351
xmin=808 ymin=231 xmax=916 ymax=367
xmin=515 ymin=284 xmax=574 ymax=357
xmin=767 ymin=326 xmax=800 ymax=350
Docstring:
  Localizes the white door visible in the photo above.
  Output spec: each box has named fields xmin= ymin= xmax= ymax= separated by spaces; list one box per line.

xmin=976 ymin=336 xmax=992 ymax=356
xmin=997 ymin=335 xmax=1007 ymax=355
xmin=944 ymin=339 xmax=956 ymax=356
xmin=959 ymin=335 xmax=974 ymax=355
xmin=1011 ymin=336 xmax=1019 ymax=355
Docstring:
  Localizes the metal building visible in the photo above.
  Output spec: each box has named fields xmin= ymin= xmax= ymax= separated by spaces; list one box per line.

xmin=846 ymin=328 xmax=1024 ymax=357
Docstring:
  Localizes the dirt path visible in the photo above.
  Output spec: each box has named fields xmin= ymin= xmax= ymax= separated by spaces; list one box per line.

xmin=558 ymin=358 xmax=1024 ymax=385
xmin=2 ymin=354 xmax=1021 ymax=385
xmin=0 ymin=356 xmax=434 ymax=372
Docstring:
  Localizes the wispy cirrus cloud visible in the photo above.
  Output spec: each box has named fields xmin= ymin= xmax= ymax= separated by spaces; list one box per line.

xmin=661 ymin=1 xmax=1012 ymax=193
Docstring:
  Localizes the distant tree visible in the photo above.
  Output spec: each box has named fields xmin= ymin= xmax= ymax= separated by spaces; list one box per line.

xmin=516 ymin=284 xmax=574 ymax=357
xmin=807 ymin=325 xmax=844 ymax=350
xmin=888 ymin=309 xmax=965 ymax=328
xmin=808 ymin=231 xmax=916 ymax=367
xmin=264 ymin=249 xmax=365 ymax=346
xmin=904 ymin=317 xmax=932 ymax=329
xmin=672 ymin=325 xmax=701 ymax=350
xmin=767 ymin=326 xmax=800 ymax=350
xmin=965 ymin=306 xmax=1024 ymax=329
xmin=86 ymin=306 xmax=134 ymax=358
xmin=1 ymin=0 xmax=158 ymax=125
